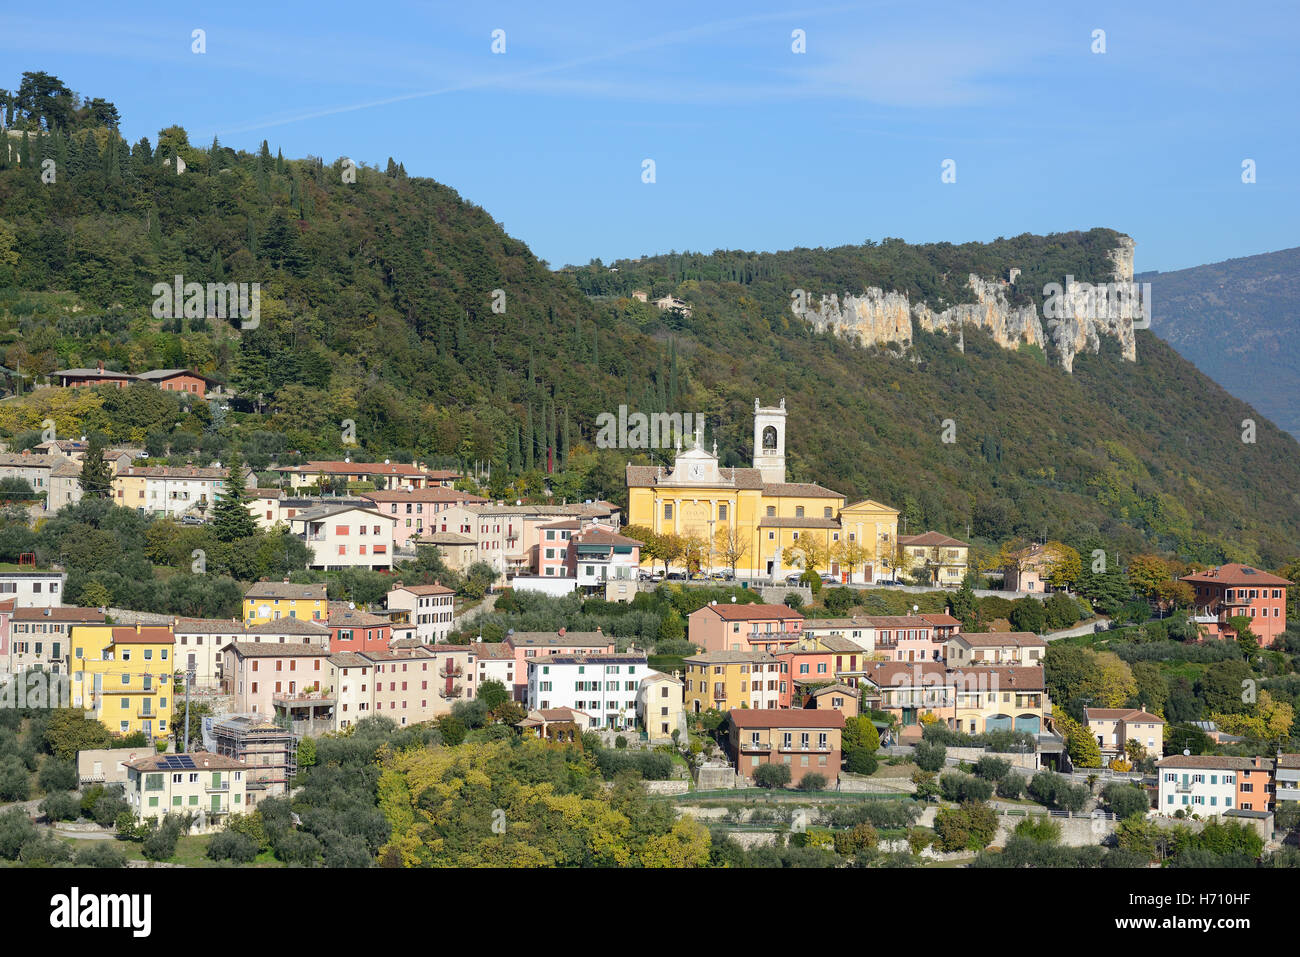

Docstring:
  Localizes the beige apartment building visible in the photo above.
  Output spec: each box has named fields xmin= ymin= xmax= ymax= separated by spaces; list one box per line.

xmin=124 ymin=752 xmax=249 ymax=831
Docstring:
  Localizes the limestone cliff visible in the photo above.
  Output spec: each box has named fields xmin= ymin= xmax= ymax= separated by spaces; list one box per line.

xmin=792 ymin=236 xmax=1141 ymax=372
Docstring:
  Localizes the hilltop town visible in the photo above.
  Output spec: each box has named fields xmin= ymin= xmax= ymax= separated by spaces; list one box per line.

xmin=0 ymin=396 xmax=1295 ymax=870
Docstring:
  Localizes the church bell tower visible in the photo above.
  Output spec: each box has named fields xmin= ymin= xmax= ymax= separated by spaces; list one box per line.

xmin=753 ymin=398 xmax=787 ymax=483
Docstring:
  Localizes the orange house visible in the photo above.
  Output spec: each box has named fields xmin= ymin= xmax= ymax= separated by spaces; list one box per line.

xmin=136 ymin=368 xmax=219 ymax=395
xmin=1181 ymin=564 xmax=1289 ymax=648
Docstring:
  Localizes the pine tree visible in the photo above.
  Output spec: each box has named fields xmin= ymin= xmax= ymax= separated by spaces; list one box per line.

xmin=211 ymin=452 xmax=257 ymax=542
xmin=78 ymin=438 xmax=113 ymax=498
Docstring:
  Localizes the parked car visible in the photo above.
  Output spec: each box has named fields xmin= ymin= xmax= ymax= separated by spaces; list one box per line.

xmin=666 ymin=572 xmax=687 ymax=582
xmin=785 ymin=573 xmax=804 ymax=585
xmin=820 ymin=575 xmax=838 ymax=585
xmin=689 ymin=572 xmax=709 ymax=581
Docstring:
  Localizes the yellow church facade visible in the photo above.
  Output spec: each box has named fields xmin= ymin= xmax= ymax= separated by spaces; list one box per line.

xmin=625 ymin=399 xmax=900 ymax=581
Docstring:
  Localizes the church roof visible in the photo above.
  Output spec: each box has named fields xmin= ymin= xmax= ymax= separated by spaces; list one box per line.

xmin=625 ymin=464 xmax=765 ymax=490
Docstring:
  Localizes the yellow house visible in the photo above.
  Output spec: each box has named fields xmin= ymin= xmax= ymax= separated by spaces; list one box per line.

xmin=683 ymin=650 xmax=787 ymax=713
xmin=898 ymin=531 xmax=969 ymax=586
xmin=71 ymin=624 xmax=176 ymax=742
xmin=625 ymin=399 xmax=898 ymax=581
xmin=951 ymin=666 xmax=1047 ymax=737
xmin=243 ymin=581 xmax=329 ymax=626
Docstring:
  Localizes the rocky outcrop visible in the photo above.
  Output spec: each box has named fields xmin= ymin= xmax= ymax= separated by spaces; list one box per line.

xmin=797 ymin=288 xmax=913 ymax=351
xmin=914 ymin=275 xmax=1044 ymax=351
xmin=791 ymin=237 xmax=1141 ymax=372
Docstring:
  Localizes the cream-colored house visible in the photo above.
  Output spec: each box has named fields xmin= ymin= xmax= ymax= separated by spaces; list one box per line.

xmin=638 ymin=670 xmax=686 ymax=742
xmin=1084 ymin=707 xmax=1164 ymax=762
xmin=897 ymin=531 xmax=969 ymax=586
xmin=945 ymin=632 xmax=1047 ymax=666
xmin=124 ymin=752 xmax=248 ymax=831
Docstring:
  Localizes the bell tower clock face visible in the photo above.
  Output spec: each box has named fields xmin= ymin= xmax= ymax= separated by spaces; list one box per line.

xmin=689 ymin=464 xmax=704 ymax=480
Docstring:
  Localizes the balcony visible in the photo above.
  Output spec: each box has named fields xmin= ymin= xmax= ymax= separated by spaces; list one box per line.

xmin=1175 ymin=781 xmax=1193 ymax=793
xmin=438 ymin=684 xmax=463 ymax=700
xmin=205 ymin=781 xmax=230 ymax=792
xmin=740 ymin=739 xmax=769 ymax=752
xmin=439 ymin=663 xmax=464 ymax=679
xmin=272 ymin=692 xmax=336 ymax=708
xmin=136 ymin=705 xmax=159 ymax=718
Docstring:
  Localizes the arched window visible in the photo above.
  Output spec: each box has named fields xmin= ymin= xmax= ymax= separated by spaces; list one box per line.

xmin=762 ymin=426 xmax=778 ymax=450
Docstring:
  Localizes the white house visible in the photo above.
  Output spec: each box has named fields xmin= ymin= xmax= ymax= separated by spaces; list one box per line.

xmin=526 ymin=653 xmax=648 ymax=731
xmin=1156 ymin=755 xmax=1249 ymax=816
xmin=0 ymin=571 xmax=66 ymax=608
xmin=288 ymin=503 xmax=396 ymax=571
xmin=471 ymin=640 xmax=516 ymax=692
xmin=386 ymin=581 xmax=456 ymax=643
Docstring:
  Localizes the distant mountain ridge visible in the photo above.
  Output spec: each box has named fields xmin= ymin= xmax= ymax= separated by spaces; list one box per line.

xmin=1139 ymin=247 xmax=1300 ymax=439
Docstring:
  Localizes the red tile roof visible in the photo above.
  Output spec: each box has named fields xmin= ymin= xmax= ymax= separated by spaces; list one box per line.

xmin=696 ymin=603 xmax=804 ymax=621
xmin=729 ymin=708 xmax=845 ymax=729
xmin=1180 ymin=563 xmax=1292 ymax=587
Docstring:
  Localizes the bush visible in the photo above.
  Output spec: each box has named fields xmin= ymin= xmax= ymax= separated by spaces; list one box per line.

xmin=913 ymin=740 xmax=947 ymax=772
xmin=38 ymin=757 xmax=78 ymax=793
xmin=799 ymin=773 xmax=828 ymax=792
xmin=1028 ymin=771 xmax=1092 ymax=812
xmin=974 ymin=756 xmax=1011 ymax=782
xmin=437 ymin=715 xmax=466 ymax=746
xmin=940 ymin=772 xmax=994 ymax=803
xmin=935 ymin=804 xmax=988 ymax=852
xmin=18 ymin=835 xmax=73 ymax=866
xmin=141 ymin=816 xmax=185 ymax=861
xmin=833 ymin=821 xmax=878 ymax=855
xmin=594 ymin=749 xmax=673 ymax=780
xmin=91 ymin=785 xmax=129 ymax=827
xmin=907 ymin=827 xmax=934 ymax=854
xmin=0 ymin=755 xmax=30 ymax=802
xmin=1013 ymin=816 xmax=1062 ymax=844
xmin=0 ymin=807 xmax=37 ymax=860
xmin=39 ymin=791 xmax=82 ymax=822
xmin=996 ymin=775 xmax=1026 ymax=800
xmin=1101 ymin=782 xmax=1151 ymax=819
xmin=614 ymin=735 xmax=628 ymax=750
xmin=753 ymin=763 xmax=792 ymax=789
xmin=114 ymin=810 xmax=140 ymax=838
xmin=845 ymin=750 xmax=879 ymax=775
xmin=208 ymin=829 xmax=259 ymax=863
xmin=75 ymin=842 xmax=127 ymax=868
xmin=275 ymin=831 xmax=323 ymax=867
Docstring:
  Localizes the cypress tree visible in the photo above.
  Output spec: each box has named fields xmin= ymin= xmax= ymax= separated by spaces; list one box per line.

xmin=524 ymin=405 xmax=535 ymax=471
xmin=78 ymin=437 xmax=113 ymax=498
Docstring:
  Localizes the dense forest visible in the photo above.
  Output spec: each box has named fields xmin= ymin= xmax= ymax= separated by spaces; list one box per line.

xmin=1 ymin=71 xmax=1299 ymax=569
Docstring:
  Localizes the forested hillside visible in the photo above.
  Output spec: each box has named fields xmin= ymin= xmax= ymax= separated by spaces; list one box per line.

xmin=1 ymin=72 xmax=1298 ymax=569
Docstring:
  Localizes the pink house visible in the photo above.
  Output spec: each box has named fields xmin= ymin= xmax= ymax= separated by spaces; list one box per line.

xmin=221 ymin=642 xmax=334 ymax=720
xmin=362 ymin=488 xmax=488 ymax=549
xmin=779 ymin=647 xmax=836 ymax=694
xmin=870 ymin=615 xmax=943 ymax=663
xmin=687 ymin=603 xmax=805 ymax=654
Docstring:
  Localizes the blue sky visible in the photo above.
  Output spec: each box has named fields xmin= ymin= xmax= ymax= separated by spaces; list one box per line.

xmin=3 ymin=0 xmax=1296 ymax=272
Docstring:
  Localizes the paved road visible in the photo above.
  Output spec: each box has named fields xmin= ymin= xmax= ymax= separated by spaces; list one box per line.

xmin=1044 ymin=618 xmax=1110 ymax=641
